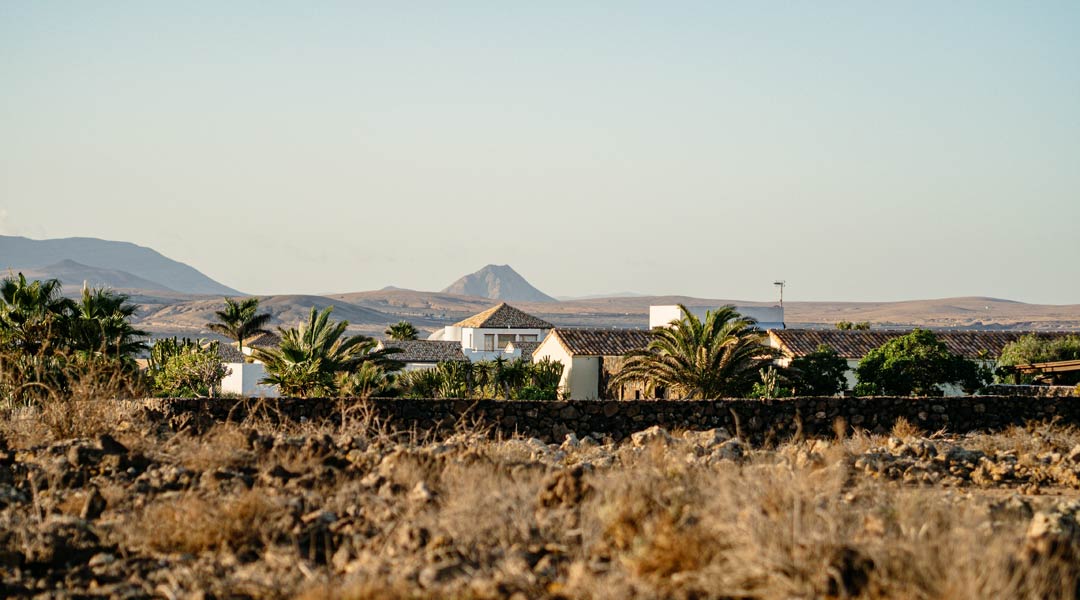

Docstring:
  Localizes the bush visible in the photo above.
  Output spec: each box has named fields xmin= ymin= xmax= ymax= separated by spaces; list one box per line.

xmin=148 ymin=338 xmax=230 ymax=397
xmin=997 ymin=334 xmax=1080 ymax=385
xmin=789 ymin=344 xmax=849 ymax=396
xmin=855 ymin=329 xmax=989 ymax=396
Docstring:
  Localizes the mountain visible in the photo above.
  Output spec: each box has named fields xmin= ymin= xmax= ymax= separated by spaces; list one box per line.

xmin=21 ymin=259 xmax=176 ymax=292
xmin=0 ymin=235 xmax=240 ymax=295
xmin=440 ymin=265 xmax=558 ymax=303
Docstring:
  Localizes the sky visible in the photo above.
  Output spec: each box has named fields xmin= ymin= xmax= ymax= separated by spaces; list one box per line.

xmin=1 ymin=2 xmax=1078 ymax=304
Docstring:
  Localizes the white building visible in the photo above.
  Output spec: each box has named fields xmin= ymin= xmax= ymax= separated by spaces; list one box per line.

xmin=649 ymin=305 xmax=785 ymax=330
xmin=220 ymin=361 xmax=280 ymax=397
xmin=429 ymin=303 xmax=554 ymax=361
xmin=533 ymin=328 xmax=653 ymax=400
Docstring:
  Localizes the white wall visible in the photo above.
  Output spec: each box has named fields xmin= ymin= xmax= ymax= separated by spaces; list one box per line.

xmin=532 ymin=334 xmax=602 ymax=399
xmin=220 ymin=362 xmax=280 ymax=397
xmin=460 ymin=327 xmax=547 ymax=360
xmin=569 ymin=356 xmax=601 ymax=400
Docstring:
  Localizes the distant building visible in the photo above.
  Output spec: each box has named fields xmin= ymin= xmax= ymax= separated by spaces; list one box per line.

xmin=429 ymin=303 xmax=554 ymax=361
xmin=649 ymin=305 xmax=785 ymax=330
xmin=533 ymin=328 xmax=653 ymax=400
xmin=377 ymin=340 xmax=468 ymax=371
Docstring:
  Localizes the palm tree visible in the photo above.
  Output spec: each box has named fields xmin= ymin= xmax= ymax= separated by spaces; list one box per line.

xmin=385 ymin=320 xmax=419 ymax=341
xmin=0 ymin=273 xmax=76 ymax=355
xmin=207 ymin=297 xmax=272 ymax=356
xmin=67 ymin=286 xmax=149 ymax=362
xmin=612 ymin=304 xmax=777 ymax=399
xmin=252 ymin=306 xmax=401 ymax=397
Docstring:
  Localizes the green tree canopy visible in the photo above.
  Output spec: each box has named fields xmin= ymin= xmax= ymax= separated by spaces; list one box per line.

xmin=997 ymin=334 xmax=1080 ymax=385
xmin=385 ymin=320 xmax=419 ymax=341
xmin=612 ymin=304 xmax=777 ymax=399
xmin=0 ymin=274 xmax=76 ymax=355
xmin=67 ymin=286 xmax=149 ymax=363
xmin=789 ymin=344 xmax=849 ymax=396
xmin=252 ymin=306 xmax=401 ymax=397
xmin=854 ymin=329 xmax=988 ymax=396
xmin=207 ymin=297 xmax=272 ymax=355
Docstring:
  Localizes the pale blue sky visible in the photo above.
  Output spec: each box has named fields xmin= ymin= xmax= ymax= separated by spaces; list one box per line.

xmin=2 ymin=2 xmax=1078 ymax=303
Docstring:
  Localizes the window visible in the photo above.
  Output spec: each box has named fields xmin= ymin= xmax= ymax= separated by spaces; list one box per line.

xmin=483 ymin=334 xmax=495 ymax=351
xmin=519 ymin=334 xmax=537 ymax=342
xmin=498 ymin=334 xmax=516 ymax=348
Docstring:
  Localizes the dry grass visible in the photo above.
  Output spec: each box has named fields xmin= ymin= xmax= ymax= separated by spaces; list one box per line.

xmin=6 ymin=404 xmax=1080 ymax=599
xmin=133 ymin=490 xmax=282 ymax=555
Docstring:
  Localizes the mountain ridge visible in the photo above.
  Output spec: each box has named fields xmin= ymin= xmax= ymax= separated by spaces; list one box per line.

xmin=0 ymin=235 xmax=241 ymax=295
xmin=440 ymin=264 xmax=557 ymax=303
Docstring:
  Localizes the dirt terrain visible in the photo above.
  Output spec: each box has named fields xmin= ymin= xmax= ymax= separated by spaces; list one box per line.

xmin=4 ymin=402 xmax=1080 ymax=598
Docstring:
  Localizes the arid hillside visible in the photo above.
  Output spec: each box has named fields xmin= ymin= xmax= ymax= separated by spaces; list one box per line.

xmin=128 ymin=290 xmax=1080 ymax=338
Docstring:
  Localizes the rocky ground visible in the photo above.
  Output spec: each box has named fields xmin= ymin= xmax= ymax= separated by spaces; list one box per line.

xmin=3 ymin=406 xmax=1080 ymax=599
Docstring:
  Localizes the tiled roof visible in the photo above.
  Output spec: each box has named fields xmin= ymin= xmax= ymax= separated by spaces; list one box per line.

xmin=216 ymin=343 xmax=246 ymax=363
xmin=453 ymin=303 xmax=554 ymax=329
xmin=769 ymin=329 xmax=1073 ymax=360
xmin=245 ymin=332 xmax=282 ymax=348
xmin=380 ymin=340 xmax=467 ymax=363
xmin=550 ymin=328 xmax=653 ymax=357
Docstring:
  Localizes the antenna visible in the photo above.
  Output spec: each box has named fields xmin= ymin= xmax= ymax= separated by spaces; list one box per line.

xmin=773 ymin=280 xmax=786 ymax=308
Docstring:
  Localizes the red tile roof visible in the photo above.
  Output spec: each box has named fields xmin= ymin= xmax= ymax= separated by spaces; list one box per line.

xmin=453 ymin=303 xmax=553 ymax=329
xmin=769 ymin=329 xmax=1072 ymax=360
xmin=548 ymin=328 xmax=653 ymax=357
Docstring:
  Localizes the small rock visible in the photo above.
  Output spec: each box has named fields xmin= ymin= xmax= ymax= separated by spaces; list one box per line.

xmin=97 ymin=434 xmax=128 ymax=455
xmin=630 ymin=426 xmax=673 ymax=448
xmin=410 ymin=481 xmax=435 ymax=504
xmin=1067 ymin=445 xmax=1080 ymax=464
xmin=419 ymin=560 xmax=463 ymax=588
xmin=80 ymin=488 xmax=107 ymax=520
xmin=88 ymin=552 xmax=115 ymax=567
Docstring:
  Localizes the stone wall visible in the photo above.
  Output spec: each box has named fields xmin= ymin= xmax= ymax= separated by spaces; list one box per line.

xmin=137 ymin=395 xmax=1080 ymax=444
xmin=984 ymin=384 xmax=1079 ymax=398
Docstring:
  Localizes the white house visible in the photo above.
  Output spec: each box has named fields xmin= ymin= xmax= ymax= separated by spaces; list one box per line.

xmin=220 ymin=361 xmax=280 ymax=397
xmin=533 ymin=328 xmax=653 ymax=400
xmin=428 ymin=303 xmax=554 ymax=361
xmin=649 ymin=305 xmax=785 ymax=330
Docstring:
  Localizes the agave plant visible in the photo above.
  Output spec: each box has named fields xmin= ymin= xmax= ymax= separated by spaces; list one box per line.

xmin=252 ymin=306 xmax=401 ymax=397
xmin=612 ymin=304 xmax=777 ymax=399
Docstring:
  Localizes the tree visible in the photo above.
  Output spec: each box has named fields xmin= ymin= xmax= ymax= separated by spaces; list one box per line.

xmin=517 ymin=357 xmax=564 ymax=400
xmin=0 ymin=274 xmax=75 ymax=355
xmin=252 ymin=306 xmax=401 ymax=397
xmin=836 ymin=321 xmax=870 ymax=331
xmin=789 ymin=344 xmax=849 ymax=396
xmin=997 ymin=334 xmax=1080 ymax=385
xmin=385 ymin=320 xmax=419 ymax=341
xmin=854 ymin=329 xmax=988 ymax=396
xmin=148 ymin=338 xmax=230 ymax=397
xmin=612 ymin=304 xmax=777 ymax=399
xmin=207 ymin=297 xmax=272 ymax=356
xmin=67 ymin=286 xmax=148 ymax=364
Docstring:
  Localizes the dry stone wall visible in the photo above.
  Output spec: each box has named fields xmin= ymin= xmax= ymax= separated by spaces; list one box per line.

xmin=138 ymin=395 xmax=1080 ymax=444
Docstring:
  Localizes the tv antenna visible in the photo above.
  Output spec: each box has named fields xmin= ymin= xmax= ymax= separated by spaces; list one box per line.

xmin=773 ymin=280 xmax=786 ymax=308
